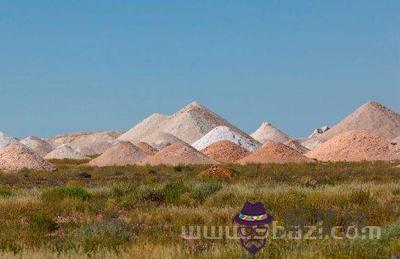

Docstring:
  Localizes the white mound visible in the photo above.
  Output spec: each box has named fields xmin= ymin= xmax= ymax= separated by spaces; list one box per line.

xmin=0 ymin=143 xmax=55 ymax=171
xmin=192 ymin=126 xmax=261 ymax=152
xmin=44 ymin=144 xmax=89 ymax=160
xmin=46 ymin=131 xmax=122 ymax=156
xmin=119 ymin=101 xmax=252 ymax=144
xmin=250 ymin=122 xmax=291 ymax=144
xmin=0 ymin=132 xmax=18 ymax=149
xmin=20 ymin=136 xmax=53 ymax=157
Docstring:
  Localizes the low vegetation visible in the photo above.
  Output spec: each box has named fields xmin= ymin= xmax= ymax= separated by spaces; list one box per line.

xmin=0 ymin=161 xmax=399 ymax=258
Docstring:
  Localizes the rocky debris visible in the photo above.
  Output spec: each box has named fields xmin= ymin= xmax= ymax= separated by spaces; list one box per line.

xmin=20 ymin=136 xmax=54 ymax=157
xmin=0 ymin=132 xmax=18 ymax=149
xmin=0 ymin=143 xmax=55 ymax=171
xmin=44 ymin=144 xmax=89 ymax=160
xmin=192 ymin=126 xmax=261 ymax=152
xmin=197 ymin=166 xmax=233 ymax=180
xmin=140 ymin=142 xmax=217 ymax=166
xmin=201 ymin=140 xmax=250 ymax=163
xmin=88 ymin=141 xmax=147 ymax=167
xmin=140 ymin=132 xmax=186 ymax=150
xmin=119 ymin=101 xmax=252 ymax=144
xmin=308 ymin=126 xmax=330 ymax=138
xmin=306 ymin=130 xmax=400 ymax=162
xmin=314 ymin=102 xmax=400 ymax=142
xmin=238 ymin=143 xmax=313 ymax=164
xmin=250 ymin=122 xmax=291 ymax=144
xmin=136 ymin=142 xmax=158 ymax=155
xmin=46 ymin=131 xmax=123 ymax=155
xmin=283 ymin=140 xmax=310 ymax=154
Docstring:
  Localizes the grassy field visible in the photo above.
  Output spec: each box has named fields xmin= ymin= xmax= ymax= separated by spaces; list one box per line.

xmin=0 ymin=161 xmax=399 ymax=258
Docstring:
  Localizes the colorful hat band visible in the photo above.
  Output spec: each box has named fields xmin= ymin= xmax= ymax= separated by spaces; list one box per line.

xmin=239 ymin=213 xmax=268 ymax=222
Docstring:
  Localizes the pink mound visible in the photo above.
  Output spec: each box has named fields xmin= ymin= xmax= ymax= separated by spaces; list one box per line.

xmin=306 ymin=130 xmax=400 ymax=161
xmin=89 ymin=141 xmax=147 ymax=167
xmin=201 ymin=140 xmax=250 ymax=163
xmin=141 ymin=142 xmax=217 ymax=166
xmin=238 ymin=143 xmax=313 ymax=164
xmin=0 ymin=143 xmax=55 ymax=171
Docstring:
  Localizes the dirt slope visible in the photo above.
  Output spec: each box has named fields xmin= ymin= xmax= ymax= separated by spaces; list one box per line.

xmin=20 ymin=136 xmax=53 ymax=157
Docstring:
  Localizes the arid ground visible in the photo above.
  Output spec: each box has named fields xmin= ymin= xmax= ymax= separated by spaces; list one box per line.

xmin=0 ymin=160 xmax=399 ymax=258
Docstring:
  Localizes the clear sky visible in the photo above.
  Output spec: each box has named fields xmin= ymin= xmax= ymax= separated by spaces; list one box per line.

xmin=0 ymin=1 xmax=399 ymax=139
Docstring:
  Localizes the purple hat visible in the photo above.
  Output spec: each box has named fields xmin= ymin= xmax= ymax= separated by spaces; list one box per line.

xmin=234 ymin=202 xmax=273 ymax=226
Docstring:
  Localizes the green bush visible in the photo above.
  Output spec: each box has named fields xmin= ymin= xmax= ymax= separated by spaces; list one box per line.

xmin=192 ymin=182 xmax=222 ymax=202
xmin=41 ymin=186 xmax=90 ymax=202
xmin=76 ymin=171 xmax=91 ymax=178
xmin=0 ymin=187 xmax=12 ymax=198
xmin=162 ymin=181 xmax=189 ymax=203
xmin=30 ymin=216 xmax=59 ymax=233
xmin=110 ymin=183 xmax=135 ymax=198
xmin=74 ymin=220 xmax=136 ymax=253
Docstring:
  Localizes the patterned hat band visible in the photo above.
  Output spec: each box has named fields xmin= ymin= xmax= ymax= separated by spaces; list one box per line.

xmin=238 ymin=213 xmax=268 ymax=222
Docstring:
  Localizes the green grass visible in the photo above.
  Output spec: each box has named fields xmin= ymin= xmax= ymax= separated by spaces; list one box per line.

xmin=0 ymin=161 xmax=398 ymax=258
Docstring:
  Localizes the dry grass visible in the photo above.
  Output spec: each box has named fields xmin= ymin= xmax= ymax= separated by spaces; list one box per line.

xmin=0 ymin=161 xmax=399 ymax=258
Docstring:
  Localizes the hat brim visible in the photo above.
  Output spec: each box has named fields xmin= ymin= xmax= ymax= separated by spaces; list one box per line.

xmin=234 ymin=214 xmax=273 ymax=226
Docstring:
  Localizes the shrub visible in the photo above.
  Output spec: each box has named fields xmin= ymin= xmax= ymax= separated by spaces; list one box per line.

xmin=30 ymin=216 xmax=59 ymax=233
xmin=74 ymin=220 xmax=136 ymax=253
xmin=0 ymin=187 xmax=12 ymax=198
xmin=41 ymin=186 xmax=90 ymax=202
xmin=110 ymin=183 xmax=135 ymax=198
xmin=143 ymin=189 xmax=165 ymax=203
xmin=192 ymin=182 xmax=223 ymax=202
xmin=77 ymin=171 xmax=91 ymax=178
xmin=162 ymin=181 xmax=190 ymax=203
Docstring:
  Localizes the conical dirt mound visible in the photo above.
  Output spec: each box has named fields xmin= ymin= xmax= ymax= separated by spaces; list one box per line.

xmin=119 ymin=101 xmax=252 ymax=144
xmin=193 ymin=126 xmax=260 ymax=151
xmin=136 ymin=142 xmax=158 ymax=155
xmin=89 ymin=141 xmax=147 ymax=167
xmin=315 ymin=102 xmax=400 ymax=142
xmin=141 ymin=142 xmax=217 ymax=166
xmin=283 ymin=140 xmax=310 ymax=154
xmin=239 ymin=143 xmax=313 ymax=164
xmin=197 ymin=166 xmax=233 ymax=180
xmin=251 ymin=122 xmax=291 ymax=144
xmin=45 ymin=145 xmax=89 ymax=160
xmin=0 ymin=132 xmax=18 ymax=149
xmin=0 ymin=143 xmax=55 ymax=171
xmin=201 ymin=140 xmax=250 ymax=163
xmin=20 ymin=136 xmax=53 ymax=157
xmin=306 ymin=130 xmax=400 ymax=162
xmin=117 ymin=114 xmax=169 ymax=144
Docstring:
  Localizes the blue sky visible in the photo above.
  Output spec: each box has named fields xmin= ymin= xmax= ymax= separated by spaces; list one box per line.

xmin=0 ymin=1 xmax=399 ymax=138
